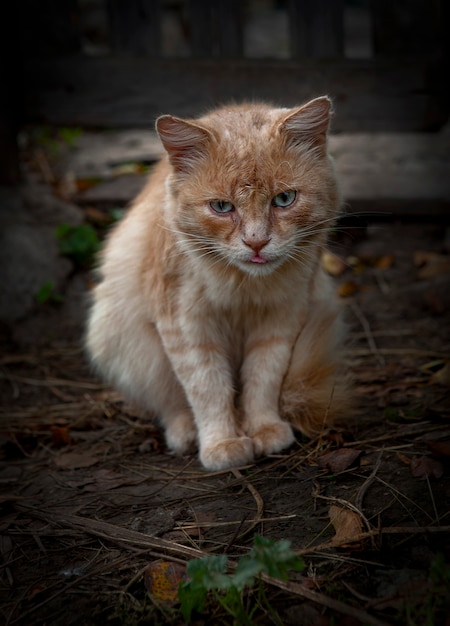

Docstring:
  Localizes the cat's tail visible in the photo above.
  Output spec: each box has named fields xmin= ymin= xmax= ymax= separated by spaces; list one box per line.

xmin=280 ymin=296 xmax=351 ymax=436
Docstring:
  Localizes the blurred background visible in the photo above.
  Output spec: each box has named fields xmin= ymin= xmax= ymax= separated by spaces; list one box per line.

xmin=0 ymin=0 xmax=449 ymax=335
xmin=8 ymin=0 xmax=449 ymax=136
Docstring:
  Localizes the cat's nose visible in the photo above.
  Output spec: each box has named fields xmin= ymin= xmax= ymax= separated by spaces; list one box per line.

xmin=242 ymin=235 xmax=271 ymax=254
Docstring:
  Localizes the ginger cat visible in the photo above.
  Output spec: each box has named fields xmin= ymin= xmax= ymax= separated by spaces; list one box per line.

xmin=86 ymin=96 xmax=349 ymax=471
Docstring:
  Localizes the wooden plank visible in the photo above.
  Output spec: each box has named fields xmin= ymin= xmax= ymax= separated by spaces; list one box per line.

xmin=67 ymin=130 xmax=450 ymax=216
xmin=216 ymin=0 xmax=244 ymax=58
xmin=370 ymin=0 xmax=443 ymax=57
xmin=188 ymin=0 xmax=243 ymax=57
xmin=22 ymin=57 xmax=439 ymax=131
xmin=287 ymin=0 xmax=344 ymax=58
xmin=19 ymin=0 xmax=81 ymax=57
xmin=188 ymin=0 xmax=215 ymax=57
xmin=107 ymin=0 xmax=161 ymax=57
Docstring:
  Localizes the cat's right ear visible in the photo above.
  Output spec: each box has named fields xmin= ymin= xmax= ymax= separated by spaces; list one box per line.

xmin=156 ymin=115 xmax=213 ymax=172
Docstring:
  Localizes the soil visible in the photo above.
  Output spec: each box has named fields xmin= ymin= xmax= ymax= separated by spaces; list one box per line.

xmin=1 ymin=187 xmax=450 ymax=625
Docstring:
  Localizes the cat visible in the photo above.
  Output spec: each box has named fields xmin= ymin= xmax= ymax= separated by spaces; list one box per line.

xmin=86 ymin=96 xmax=350 ymax=471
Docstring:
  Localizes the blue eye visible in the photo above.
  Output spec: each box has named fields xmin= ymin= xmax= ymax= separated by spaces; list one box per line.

xmin=210 ymin=200 xmax=235 ymax=214
xmin=272 ymin=191 xmax=296 ymax=208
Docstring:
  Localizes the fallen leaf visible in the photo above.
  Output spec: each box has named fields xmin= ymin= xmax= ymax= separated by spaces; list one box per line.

xmin=374 ymin=254 xmax=395 ymax=270
xmin=337 ymin=280 xmax=359 ymax=297
xmin=318 ymin=449 xmax=362 ymax=473
xmin=414 ymin=251 xmax=450 ymax=279
xmin=396 ymin=451 xmax=412 ymax=465
xmin=50 ymin=425 xmax=71 ymax=447
xmin=54 ymin=452 xmax=100 ymax=470
xmin=76 ymin=177 xmax=102 ymax=192
xmin=27 ymin=583 xmax=48 ymax=601
xmin=144 ymin=560 xmax=187 ymax=602
xmin=430 ymin=362 xmax=450 ymax=386
xmin=329 ymin=505 xmax=364 ymax=546
xmin=426 ymin=439 xmax=450 ymax=458
xmin=346 ymin=255 xmax=365 ymax=274
xmin=410 ymin=456 xmax=444 ymax=480
xmin=321 ymin=251 xmax=347 ymax=276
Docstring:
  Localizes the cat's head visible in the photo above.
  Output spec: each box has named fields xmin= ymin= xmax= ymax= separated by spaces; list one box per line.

xmin=156 ymin=97 xmax=340 ymax=277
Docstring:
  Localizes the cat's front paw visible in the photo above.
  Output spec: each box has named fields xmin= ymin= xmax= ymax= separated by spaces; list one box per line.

xmin=200 ymin=437 xmax=254 ymax=471
xmin=251 ymin=421 xmax=295 ymax=456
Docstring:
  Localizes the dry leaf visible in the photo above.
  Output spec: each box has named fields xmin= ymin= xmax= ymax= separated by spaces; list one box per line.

xmin=76 ymin=178 xmax=101 ymax=192
xmin=427 ymin=439 xmax=450 ymax=458
xmin=346 ymin=255 xmax=365 ymax=274
xmin=329 ymin=505 xmax=364 ymax=546
xmin=414 ymin=251 xmax=450 ymax=279
xmin=396 ymin=451 xmax=412 ymax=465
xmin=50 ymin=425 xmax=71 ymax=447
xmin=410 ymin=456 xmax=444 ymax=480
xmin=430 ymin=362 xmax=450 ymax=386
xmin=337 ymin=280 xmax=359 ymax=297
xmin=54 ymin=451 xmax=100 ymax=470
xmin=318 ymin=449 xmax=362 ymax=473
xmin=374 ymin=254 xmax=394 ymax=270
xmin=144 ymin=560 xmax=187 ymax=602
xmin=321 ymin=251 xmax=346 ymax=276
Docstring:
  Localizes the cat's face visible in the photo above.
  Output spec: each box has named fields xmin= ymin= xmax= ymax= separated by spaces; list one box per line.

xmin=157 ymin=98 xmax=340 ymax=277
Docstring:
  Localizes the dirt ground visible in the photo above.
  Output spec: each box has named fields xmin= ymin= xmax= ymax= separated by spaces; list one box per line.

xmin=1 ymin=182 xmax=450 ymax=626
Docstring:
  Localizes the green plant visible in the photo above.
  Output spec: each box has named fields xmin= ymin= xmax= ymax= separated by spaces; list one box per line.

xmin=178 ymin=535 xmax=304 ymax=624
xmin=36 ymin=280 xmax=64 ymax=304
xmin=55 ymin=223 xmax=99 ymax=267
xmin=400 ymin=554 xmax=450 ymax=626
xmin=34 ymin=126 xmax=82 ymax=153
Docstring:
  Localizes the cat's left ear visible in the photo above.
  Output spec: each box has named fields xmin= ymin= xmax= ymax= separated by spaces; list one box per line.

xmin=156 ymin=115 xmax=213 ymax=172
xmin=280 ymin=96 xmax=332 ymax=149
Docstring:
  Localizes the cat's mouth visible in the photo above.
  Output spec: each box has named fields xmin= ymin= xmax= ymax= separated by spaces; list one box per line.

xmin=249 ymin=254 xmax=267 ymax=264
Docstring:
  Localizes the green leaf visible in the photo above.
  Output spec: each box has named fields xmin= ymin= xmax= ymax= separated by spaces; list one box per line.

xmin=58 ymin=127 xmax=82 ymax=147
xmin=55 ymin=223 xmax=99 ymax=266
xmin=249 ymin=535 xmax=304 ymax=580
xmin=187 ymin=554 xmax=230 ymax=590
xmin=36 ymin=281 xmax=64 ymax=304
xmin=231 ymin=555 xmax=262 ymax=590
xmin=178 ymin=579 xmax=208 ymax=622
xmin=109 ymin=207 xmax=126 ymax=222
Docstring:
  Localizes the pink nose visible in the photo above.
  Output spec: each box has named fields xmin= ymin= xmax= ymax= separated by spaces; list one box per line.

xmin=242 ymin=236 xmax=271 ymax=254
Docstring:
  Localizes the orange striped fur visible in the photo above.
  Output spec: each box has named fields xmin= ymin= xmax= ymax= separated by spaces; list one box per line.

xmin=86 ymin=97 xmax=350 ymax=471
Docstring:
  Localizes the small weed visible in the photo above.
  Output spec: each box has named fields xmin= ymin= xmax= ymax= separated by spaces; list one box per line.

xmin=36 ymin=281 xmax=64 ymax=304
xmin=33 ymin=126 xmax=82 ymax=154
xmin=57 ymin=127 xmax=82 ymax=148
xmin=109 ymin=207 xmax=126 ymax=222
xmin=399 ymin=553 xmax=450 ymax=626
xmin=55 ymin=223 xmax=99 ymax=267
xmin=385 ymin=406 xmax=423 ymax=422
xmin=178 ymin=535 xmax=304 ymax=624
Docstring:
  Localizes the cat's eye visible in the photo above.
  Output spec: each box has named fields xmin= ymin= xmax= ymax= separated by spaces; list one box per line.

xmin=272 ymin=190 xmax=296 ymax=208
xmin=210 ymin=200 xmax=235 ymax=214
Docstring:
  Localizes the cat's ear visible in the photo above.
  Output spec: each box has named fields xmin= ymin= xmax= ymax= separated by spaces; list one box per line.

xmin=279 ymin=96 xmax=332 ymax=149
xmin=156 ymin=115 xmax=213 ymax=172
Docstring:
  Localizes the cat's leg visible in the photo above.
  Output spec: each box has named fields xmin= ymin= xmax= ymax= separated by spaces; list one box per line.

xmin=87 ymin=309 xmax=197 ymax=455
xmin=240 ymin=329 xmax=297 ymax=457
xmin=280 ymin=297 xmax=350 ymax=435
xmin=156 ymin=320 xmax=254 ymax=471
